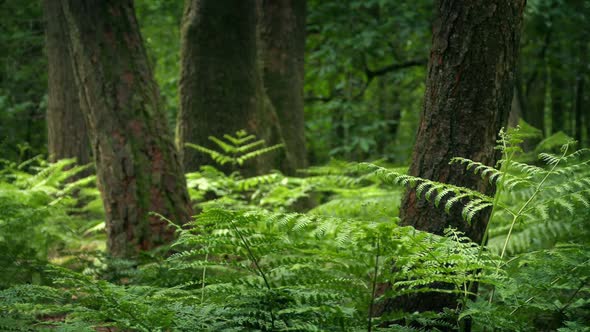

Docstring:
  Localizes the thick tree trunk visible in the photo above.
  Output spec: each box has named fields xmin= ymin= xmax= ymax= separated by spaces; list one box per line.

xmin=377 ymin=0 xmax=525 ymax=322
xmin=43 ymin=0 xmax=91 ymax=167
xmin=402 ymin=0 xmax=524 ymax=241
xmin=60 ymin=0 xmax=192 ymax=258
xmin=258 ymin=0 xmax=308 ymax=175
xmin=177 ymin=0 xmax=281 ymax=175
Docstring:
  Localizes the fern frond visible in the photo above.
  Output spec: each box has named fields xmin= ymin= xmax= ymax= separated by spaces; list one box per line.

xmin=223 ymin=131 xmax=257 ymax=146
xmin=235 ymin=139 xmax=266 ymax=153
xmin=235 ymin=173 xmax=283 ymax=191
xmin=508 ymin=161 xmax=547 ymax=176
xmin=236 ymin=144 xmax=284 ymax=165
xmin=539 ymin=152 xmax=565 ymax=166
xmin=208 ymin=136 xmax=235 ymax=153
xmin=359 ymin=163 xmax=493 ymax=222
xmin=450 ymin=157 xmax=503 ymax=184
xmin=185 ymin=143 xmax=233 ymax=165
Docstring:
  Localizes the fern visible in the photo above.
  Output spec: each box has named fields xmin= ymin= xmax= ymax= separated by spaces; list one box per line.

xmin=185 ymin=129 xmax=284 ymax=168
xmin=0 ymin=157 xmax=101 ymax=288
xmin=357 ymin=162 xmax=494 ymax=224
xmin=165 ymin=208 xmax=501 ymax=330
xmin=1 ymin=128 xmax=589 ymax=331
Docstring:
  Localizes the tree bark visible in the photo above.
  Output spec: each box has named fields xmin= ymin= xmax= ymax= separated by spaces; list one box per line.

xmin=402 ymin=0 xmax=524 ymax=241
xmin=377 ymin=0 xmax=526 ymax=321
xmin=258 ymin=0 xmax=308 ymax=175
xmin=177 ymin=0 xmax=282 ymax=175
xmin=60 ymin=0 xmax=192 ymax=258
xmin=43 ymin=0 xmax=91 ymax=167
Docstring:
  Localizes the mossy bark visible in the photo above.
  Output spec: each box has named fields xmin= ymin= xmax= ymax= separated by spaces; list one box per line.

xmin=43 ymin=0 xmax=91 ymax=167
xmin=61 ymin=0 xmax=192 ymax=258
xmin=177 ymin=0 xmax=282 ymax=175
xmin=377 ymin=0 xmax=526 ymax=322
xmin=258 ymin=0 xmax=308 ymax=175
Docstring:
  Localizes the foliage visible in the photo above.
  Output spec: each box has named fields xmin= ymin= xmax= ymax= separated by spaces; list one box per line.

xmin=0 ymin=209 xmax=500 ymax=331
xmin=135 ymin=0 xmax=184 ymax=128
xmin=518 ymin=0 xmax=590 ymax=141
xmin=186 ymin=130 xmax=284 ymax=170
xmin=1 ymin=0 xmax=589 ymax=329
xmin=0 ymin=157 xmax=102 ymax=288
xmin=2 ymin=0 xmax=588 ymax=166
xmin=304 ymin=0 xmax=432 ymax=163
xmin=0 ymin=0 xmax=47 ymax=162
xmin=185 ymin=134 xmax=403 ymax=218
xmin=1 ymin=129 xmax=588 ymax=331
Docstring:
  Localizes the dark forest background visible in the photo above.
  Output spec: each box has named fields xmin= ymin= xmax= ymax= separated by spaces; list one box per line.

xmin=1 ymin=0 xmax=588 ymax=164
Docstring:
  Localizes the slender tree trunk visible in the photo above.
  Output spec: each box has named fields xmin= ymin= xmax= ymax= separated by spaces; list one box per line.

xmin=258 ymin=0 xmax=308 ymax=175
xmin=576 ymin=75 xmax=588 ymax=143
xmin=376 ymin=0 xmax=525 ymax=322
xmin=574 ymin=42 xmax=586 ymax=143
xmin=332 ymin=108 xmax=345 ymax=155
xmin=551 ymin=71 xmax=565 ymax=134
xmin=43 ymin=0 xmax=91 ymax=167
xmin=60 ymin=0 xmax=192 ymax=258
xmin=376 ymin=78 xmax=403 ymax=156
xmin=522 ymin=25 xmax=551 ymax=135
xmin=524 ymin=69 xmax=547 ymax=133
xmin=177 ymin=0 xmax=281 ymax=175
xmin=575 ymin=76 xmax=584 ymax=143
xmin=587 ymin=91 xmax=590 ymax=147
xmin=509 ymin=86 xmax=523 ymax=127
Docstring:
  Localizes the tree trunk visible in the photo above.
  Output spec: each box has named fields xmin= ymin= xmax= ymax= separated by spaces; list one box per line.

xmin=258 ymin=0 xmax=308 ymax=175
xmin=177 ymin=0 xmax=281 ymax=175
xmin=551 ymin=72 xmax=566 ymax=134
xmin=524 ymin=68 xmax=547 ymax=133
xmin=509 ymin=86 xmax=523 ymax=127
xmin=377 ymin=0 xmax=525 ymax=321
xmin=574 ymin=75 xmax=584 ymax=143
xmin=43 ymin=0 xmax=91 ymax=167
xmin=574 ymin=42 xmax=586 ymax=144
xmin=375 ymin=78 xmax=403 ymax=156
xmin=60 ymin=0 xmax=192 ymax=258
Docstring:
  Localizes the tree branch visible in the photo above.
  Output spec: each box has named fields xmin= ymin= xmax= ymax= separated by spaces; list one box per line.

xmin=305 ymin=58 xmax=427 ymax=103
xmin=365 ymin=58 xmax=427 ymax=81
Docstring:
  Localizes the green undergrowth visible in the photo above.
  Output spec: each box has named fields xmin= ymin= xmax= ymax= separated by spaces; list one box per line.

xmin=0 ymin=157 xmax=103 ymax=288
xmin=1 ymin=128 xmax=589 ymax=331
